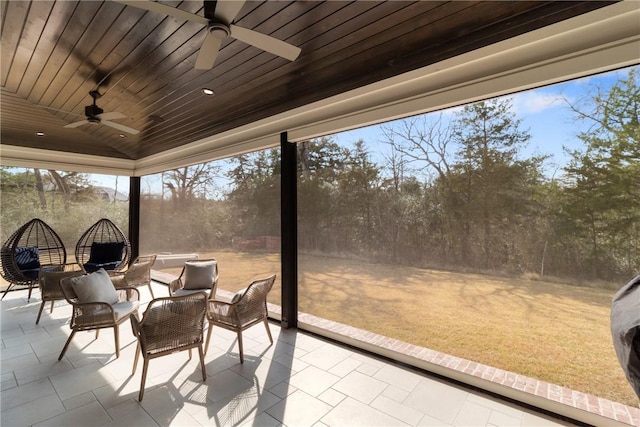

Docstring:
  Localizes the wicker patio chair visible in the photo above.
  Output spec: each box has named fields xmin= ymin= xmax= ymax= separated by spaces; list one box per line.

xmin=75 ymin=218 xmax=131 ymax=273
xmin=110 ymin=254 xmax=157 ymax=299
xmin=35 ymin=263 xmax=84 ymax=324
xmin=58 ymin=268 xmax=140 ymax=360
xmin=1 ymin=218 xmax=67 ymax=301
xmin=130 ymin=292 xmax=208 ymax=401
xmin=205 ymin=274 xmax=276 ymax=363
xmin=169 ymin=259 xmax=218 ymax=298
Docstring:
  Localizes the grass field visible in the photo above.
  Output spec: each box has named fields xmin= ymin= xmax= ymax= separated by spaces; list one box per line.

xmin=169 ymin=250 xmax=636 ymax=407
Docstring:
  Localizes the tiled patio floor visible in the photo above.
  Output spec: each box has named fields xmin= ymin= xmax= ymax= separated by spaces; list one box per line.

xmin=0 ymin=283 xmax=620 ymax=426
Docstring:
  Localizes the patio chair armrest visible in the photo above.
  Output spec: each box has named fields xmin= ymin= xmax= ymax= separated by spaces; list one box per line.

xmin=169 ymin=278 xmax=183 ymax=294
xmin=71 ymin=301 xmax=116 ymax=327
xmin=74 ymin=301 xmax=112 ymax=311
xmin=130 ymin=312 xmax=142 ymax=336
xmin=110 ymin=274 xmax=128 ymax=289
xmin=116 ymin=286 xmax=140 ymax=302
xmin=207 ymin=299 xmax=235 ymax=319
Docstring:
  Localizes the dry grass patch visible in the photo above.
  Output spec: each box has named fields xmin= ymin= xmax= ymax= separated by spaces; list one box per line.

xmin=165 ymin=250 xmax=636 ymax=406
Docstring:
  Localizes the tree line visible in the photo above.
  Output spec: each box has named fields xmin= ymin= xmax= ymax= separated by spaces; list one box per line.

xmin=155 ymin=68 xmax=636 ymax=282
xmin=141 ymin=69 xmax=638 ymax=282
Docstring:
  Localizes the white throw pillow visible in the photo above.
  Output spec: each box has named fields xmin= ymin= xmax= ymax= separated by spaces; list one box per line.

xmin=231 ymin=288 xmax=247 ymax=303
xmin=183 ymin=261 xmax=216 ymax=290
xmin=231 ymin=287 xmax=250 ymax=313
xmin=69 ymin=268 xmax=119 ymax=304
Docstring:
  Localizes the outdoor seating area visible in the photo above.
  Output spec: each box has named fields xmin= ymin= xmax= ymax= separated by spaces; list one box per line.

xmin=1 ymin=218 xmax=132 ymax=303
xmin=0 ymin=282 xmax=571 ymax=426
xmin=1 ymin=2 xmax=638 ymax=426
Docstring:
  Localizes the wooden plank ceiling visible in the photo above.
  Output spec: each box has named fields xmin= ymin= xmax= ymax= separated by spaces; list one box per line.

xmin=1 ymin=1 xmax=614 ymax=161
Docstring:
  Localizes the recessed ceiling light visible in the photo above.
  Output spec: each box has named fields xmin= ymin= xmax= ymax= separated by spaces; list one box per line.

xmin=36 ymin=132 xmax=45 ymax=136
xmin=119 ymin=134 xmax=126 ymax=138
xmin=202 ymin=88 xmax=215 ymax=96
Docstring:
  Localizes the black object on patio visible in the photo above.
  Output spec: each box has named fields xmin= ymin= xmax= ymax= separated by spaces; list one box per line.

xmin=0 ymin=218 xmax=67 ymax=301
xmin=611 ymin=274 xmax=640 ymax=400
xmin=75 ymin=218 xmax=131 ymax=273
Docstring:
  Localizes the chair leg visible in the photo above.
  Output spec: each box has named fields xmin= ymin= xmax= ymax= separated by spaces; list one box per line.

xmin=49 ymin=300 xmax=55 ymax=313
xmin=132 ymin=342 xmax=140 ymax=375
xmin=264 ymin=318 xmax=273 ymax=345
xmin=188 ymin=348 xmax=192 ymax=360
xmin=114 ymin=325 xmax=120 ymax=358
xmin=237 ymin=330 xmax=244 ymax=364
xmin=58 ymin=330 xmax=77 ymax=360
xmin=147 ymin=283 xmax=154 ymax=299
xmin=95 ymin=329 xmax=100 ymax=340
xmin=1 ymin=283 xmax=14 ymax=300
xmin=139 ymin=358 xmax=150 ymax=401
xmin=204 ymin=324 xmax=213 ymax=355
xmin=36 ymin=301 xmax=46 ymax=324
xmin=27 ymin=282 xmax=34 ymax=302
xmin=198 ymin=344 xmax=207 ymax=381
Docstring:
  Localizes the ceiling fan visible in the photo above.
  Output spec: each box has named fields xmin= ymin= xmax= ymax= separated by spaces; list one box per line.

xmin=64 ymin=90 xmax=140 ymax=135
xmin=115 ymin=0 xmax=301 ymax=70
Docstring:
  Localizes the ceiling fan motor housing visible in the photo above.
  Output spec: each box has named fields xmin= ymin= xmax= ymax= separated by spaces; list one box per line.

xmin=208 ymin=22 xmax=230 ymax=37
xmin=85 ymin=104 xmax=104 ymax=118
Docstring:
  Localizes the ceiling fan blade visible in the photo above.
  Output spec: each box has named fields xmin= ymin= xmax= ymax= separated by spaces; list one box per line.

xmin=230 ymin=25 xmax=301 ymax=61
xmin=97 ymin=111 xmax=126 ymax=121
xmin=195 ymin=31 xmax=224 ymax=70
xmin=213 ymin=0 xmax=246 ymax=23
xmin=102 ymin=120 xmax=140 ymax=135
xmin=114 ymin=0 xmax=209 ymax=26
xmin=64 ymin=120 xmax=90 ymax=129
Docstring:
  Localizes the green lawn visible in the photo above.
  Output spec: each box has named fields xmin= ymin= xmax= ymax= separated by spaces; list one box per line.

xmin=179 ymin=250 xmax=636 ymax=407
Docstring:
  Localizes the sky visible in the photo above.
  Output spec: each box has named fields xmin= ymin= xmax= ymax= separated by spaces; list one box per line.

xmin=332 ymin=66 xmax=634 ymax=180
xmin=84 ymin=65 xmax=635 ymax=194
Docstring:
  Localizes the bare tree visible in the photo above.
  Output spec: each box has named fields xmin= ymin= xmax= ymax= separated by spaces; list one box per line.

xmin=34 ymin=168 xmax=47 ymax=209
xmin=380 ymin=113 xmax=454 ymax=185
xmin=163 ymin=164 xmax=220 ymax=210
xmin=48 ymin=170 xmax=77 ymax=212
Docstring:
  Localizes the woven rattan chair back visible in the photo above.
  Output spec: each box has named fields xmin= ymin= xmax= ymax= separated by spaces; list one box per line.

xmin=1 ymin=218 xmax=67 ymax=301
xmin=75 ymin=218 xmax=131 ymax=273
xmin=110 ymin=254 xmax=157 ymax=299
xmin=36 ymin=263 xmax=84 ymax=324
xmin=168 ymin=258 xmax=218 ymax=298
xmin=205 ymin=274 xmax=276 ymax=363
xmin=131 ymin=292 xmax=208 ymax=401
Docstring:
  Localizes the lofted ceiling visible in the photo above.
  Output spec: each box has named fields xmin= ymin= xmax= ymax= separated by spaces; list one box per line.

xmin=0 ymin=0 xmax=623 ymax=166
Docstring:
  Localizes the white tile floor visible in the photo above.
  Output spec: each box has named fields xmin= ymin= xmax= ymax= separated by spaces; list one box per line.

xmin=1 ymin=284 xmax=576 ymax=426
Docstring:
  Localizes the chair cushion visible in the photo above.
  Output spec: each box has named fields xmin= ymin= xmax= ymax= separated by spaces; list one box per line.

xmin=112 ymin=301 xmax=139 ymax=321
xmin=231 ymin=288 xmax=246 ymax=303
xmin=15 ymin=246 xmax=40 ymax=271
xmin=231 ymin=287 xmax=250 ymax=313
xmin=83 ymin=261 xmax=122 ymax=273
xmin=183 ymin=261 xmax=216 ymax=290
xmin=173 ymin=288 xmax=210 ymax=297
xmin=68 ymin=269 xmax=119 ymax=304
xmin=88 ymin=242 xmax=124 ymax=264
